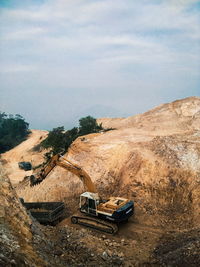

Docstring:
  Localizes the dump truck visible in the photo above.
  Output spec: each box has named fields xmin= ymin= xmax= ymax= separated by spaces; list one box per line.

xmin=18 ymin=161 xmax=32 ymax=171
xmin=20 ymin=198 xmax=65 ymax=225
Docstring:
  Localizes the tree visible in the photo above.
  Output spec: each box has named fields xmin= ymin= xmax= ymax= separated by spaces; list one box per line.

xmin=0 ymin=112 xmax=30 ymax=153
xmin=79 ymin=116 xmax=103 ymax=135
xmin=41 ymin=126 xmax=66 ymax=155
xmin=41 ymin=116 xmax=103 ymax=157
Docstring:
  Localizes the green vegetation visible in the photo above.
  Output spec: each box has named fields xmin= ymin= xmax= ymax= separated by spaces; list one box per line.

xmin=41 ymin=116 xmax=103 ymax=158
xmin=0 ymin=112 xmax=30 ymax=153
xmin=79 ymin=116 xmax=102 ymax=135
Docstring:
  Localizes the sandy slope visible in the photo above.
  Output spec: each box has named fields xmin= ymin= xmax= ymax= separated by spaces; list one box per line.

xmin=14 ymin=97 xmax=200 ymax=231
xmin=1 ymin=129 xmax=48 ymax=185
xmin=1 ymin=96 xmax=200 ymax=266
xmin=98 ymin=96 xmax=200 ymax=132
xmin=1 ymin=96 xmax=199 ymax=229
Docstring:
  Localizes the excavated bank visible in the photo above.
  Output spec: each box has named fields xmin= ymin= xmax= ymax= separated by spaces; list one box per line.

xmin=1 ymin=96 xmax=200 ymax=266
xmin=0 ymin=165 xmax=47 ymax=267
xmin=14 ymin=97 xmax=200 ymax=231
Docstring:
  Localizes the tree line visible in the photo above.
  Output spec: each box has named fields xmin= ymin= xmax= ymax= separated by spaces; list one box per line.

xmin=41 ymin=116 xmax=103 ymax=159
xmin=0 ymin=112 xmax=30 ymax=153
xmin=0 ymin=112 xmax=108 ymax=157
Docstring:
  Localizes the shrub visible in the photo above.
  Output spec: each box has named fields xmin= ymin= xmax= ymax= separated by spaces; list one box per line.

xmin=0 ymin=112 xmax=30 ymax=153
xmin=41 ymin=116 xmax=103 ymax=157
xmin=79 ymin=116 xmax=103 ymax=135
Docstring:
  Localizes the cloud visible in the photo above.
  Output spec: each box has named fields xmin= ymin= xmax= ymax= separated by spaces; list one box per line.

xmin=0 ymin=0 xmax=199 ymax=129
xmin=0 ymin=64 xmax=37 ymax=73
xmin=3 ymin=27 xmax=47 ymax=40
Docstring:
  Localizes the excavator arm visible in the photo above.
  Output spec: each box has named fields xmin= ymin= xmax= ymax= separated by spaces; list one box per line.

xmin=30 ymin=154 xmax=97 ymax=193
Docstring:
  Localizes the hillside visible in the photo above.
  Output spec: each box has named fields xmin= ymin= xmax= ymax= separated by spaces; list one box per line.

xmin=1 ymin=130 xmax=48 ymax=185
xmin=0 ymin=166 xmax=46 ymax=266
xmin=1 ymin=166 xmax=116 ymax=267
xmin=1 ymin=96 xmax=200 ymax=266
xmin=98 ymin=96 xmax=200 ymax=132
xmin=15 ymin=97 xmax=200 ymax=227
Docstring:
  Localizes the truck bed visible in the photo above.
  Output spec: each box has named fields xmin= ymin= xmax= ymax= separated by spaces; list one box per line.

xmin=22 ymin=201 xmax=65 ymax=224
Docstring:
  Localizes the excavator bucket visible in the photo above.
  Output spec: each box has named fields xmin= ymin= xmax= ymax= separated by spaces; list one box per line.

xmin=30 ymin=175 xmax=39 ymax=186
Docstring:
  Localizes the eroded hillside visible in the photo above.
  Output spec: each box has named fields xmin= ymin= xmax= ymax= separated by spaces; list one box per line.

xmin=1 ymin=96 xmax=200 ymax=266
xmin=0 ymin=166 xmax=45 ymax=266
xmin=15 ymin=97 xmax=200 ymax=229
xmin=1 ymin=166 xmax=123 ymax=267
xmin=98 ymin=96 xmax=200 ymax=132
xmin=1 ymin=130 xmax=48 ymax=185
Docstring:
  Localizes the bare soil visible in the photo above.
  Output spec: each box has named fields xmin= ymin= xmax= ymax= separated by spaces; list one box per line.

xmin=1 ymin=96 xmax=200 ymax=266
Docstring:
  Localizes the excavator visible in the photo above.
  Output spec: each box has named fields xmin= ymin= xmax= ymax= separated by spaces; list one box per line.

xmin=29 ymin=154 xmax=134 ymax=234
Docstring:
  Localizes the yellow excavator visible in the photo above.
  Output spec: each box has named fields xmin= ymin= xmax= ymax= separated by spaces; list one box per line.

xmin=29 ymin=154 xmax=134 ymax=234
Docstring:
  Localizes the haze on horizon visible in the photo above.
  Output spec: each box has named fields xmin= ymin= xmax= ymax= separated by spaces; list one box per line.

xmin=0 ymin=0 xmax=200 ymax=130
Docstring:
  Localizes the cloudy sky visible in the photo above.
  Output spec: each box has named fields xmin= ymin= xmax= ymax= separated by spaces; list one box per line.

xmin=0 ymin=0 xmax=200 ymax=130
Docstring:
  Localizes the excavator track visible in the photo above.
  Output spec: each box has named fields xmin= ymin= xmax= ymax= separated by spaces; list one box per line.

xmin=71 ymin=215 xmax=118 ymax=234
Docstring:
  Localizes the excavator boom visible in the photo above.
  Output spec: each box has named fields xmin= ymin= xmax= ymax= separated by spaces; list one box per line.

xmin=56 ymin=160 xmax=96 ymax=193
xmin=30 ymin=154 xmax=97 ymax=193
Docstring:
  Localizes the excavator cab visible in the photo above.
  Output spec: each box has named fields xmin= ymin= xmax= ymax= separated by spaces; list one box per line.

xmin=80 ymin=192 xmax=99 ymax=216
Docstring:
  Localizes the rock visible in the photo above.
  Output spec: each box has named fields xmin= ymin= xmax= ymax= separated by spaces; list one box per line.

xmin=30 ymin=223 xmax=44 ymax=236
xmin=53 ymin=250 xmax=63 ymax=256
xmin=10 ymin=259 xmax=17 ymax=265
xmin=107 ymin=250 xmax=113 ymax=257
xmin=0 ymin=253 xmax=9 ymax=263
xmin=131 ymin=240 xmax=137 ymax=246
xmin=105 ymin=241 xmax=109 ymax=246
xmin=117 ymin=252 xmax=124 ymax=258
xmin=0 ymin=207 xmax=5 ymax=217
xmin=113 ymin=242 xmax=120 ymax=247
xmin=102 ymin=251 xmax=108 ymax=260
xmin=111 ymin=255 xmax=123 ymax=266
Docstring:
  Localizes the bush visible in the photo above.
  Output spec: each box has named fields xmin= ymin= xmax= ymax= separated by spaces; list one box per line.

xmin=0 ymin=112 xmax=30 ymax=153
xmin=41 ymin=126 xmax=66 ymax=155
xmin=79 ymin=116 xmax=103 ymax=135
xmin=41 ymin=116 xmax=103 ymax=157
